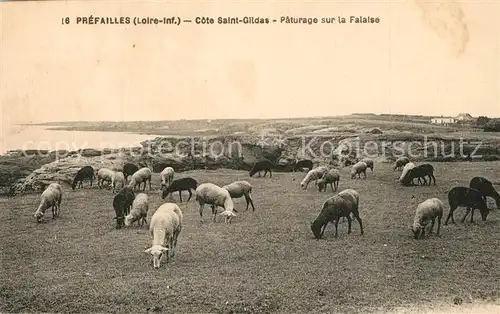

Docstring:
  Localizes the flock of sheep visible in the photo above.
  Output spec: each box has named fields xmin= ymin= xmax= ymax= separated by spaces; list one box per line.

xmin=32 ymin=155 xmax=500 ymax=269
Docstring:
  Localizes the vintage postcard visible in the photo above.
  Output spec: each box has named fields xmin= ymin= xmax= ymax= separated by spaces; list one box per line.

xmin=1 ymin=1 xmax=499 ymax=313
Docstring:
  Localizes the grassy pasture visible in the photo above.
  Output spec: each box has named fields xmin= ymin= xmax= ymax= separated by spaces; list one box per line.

xmin=1 ymin=162 xmax=500 ymax=313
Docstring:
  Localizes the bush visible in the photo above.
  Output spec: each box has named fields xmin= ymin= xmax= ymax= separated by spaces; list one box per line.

xmin=483 ymin=155 xmax=500 ymax=161
xmin=484 ymin=119 xmax=500 ymax=132
xmin=476 ymin=116 xmax=490 ymax=126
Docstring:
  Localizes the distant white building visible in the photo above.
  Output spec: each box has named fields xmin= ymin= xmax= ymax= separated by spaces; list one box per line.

xmin=430 ymin=117 xmax=457 ymax=125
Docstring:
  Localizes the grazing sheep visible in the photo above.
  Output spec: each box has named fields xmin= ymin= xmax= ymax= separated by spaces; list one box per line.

xmin=360 ymin=158 xmax=374 ymax=172
xmin=97 ymin=168 xmax=114 ymax=189
xmin=249 ymin=160 xmax=273 ymax=178
xmin=111 ymin=171 xmax=126 ymax=193
xmin=124 ymin=193 xmax=148 ymax=227
xmin=128 ymin=167 xmax=152 ymax=191
xmin=71 ymin=166 xmax=95 ymax=190
xmin=292 ymin=159 xmax=314 ymax=172
xmin=34 ymin=183 xmax=63 ymax=222
xmin=300 ymin=166 xmax=329 ymax=190
xmin=160 ymin=166 xmax=175 ymax=188
xmin=445 ymin=187 xmax=490 ymax=225
xmin=317 ymin=168 xmax=340 ymax=192
xmin=401 ymin=164 xmax=436 ymax=186
xmin=398 ymin=162 xmax=416 ymax=183
xmin=196 ymin=183 xmax=237 ymax=223
xmin=411 ymin=198 xmax=444 ymax=239
xmin=393 ymin=157 xmax=410 ymax=171
xmin=122 ymin=163 xmax=139 ymax=181
xmin=469 ymin=176 xmax=500 ymax=209
xmin=161 ymin=177 xmax=198 ymax=202
xmin=350 ymin=161 xmax=368 ymax=179
xmin=112 ymin=186 xmax=135 ymax=229
xmin=222 ymin=180 xmax=255 ymax=212
xmin=310 ymin=189 xmax=363 ymax=239
xmin=144 ymin=203 xmax=183 ymax=269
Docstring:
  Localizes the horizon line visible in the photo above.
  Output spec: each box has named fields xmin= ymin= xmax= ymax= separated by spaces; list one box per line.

xmin=17 ymin=112 xmax=497 ymax=126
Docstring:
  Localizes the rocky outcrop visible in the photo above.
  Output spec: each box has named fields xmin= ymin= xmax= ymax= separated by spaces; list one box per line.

xmin=5 ymin=133 xmax=500 ymax=195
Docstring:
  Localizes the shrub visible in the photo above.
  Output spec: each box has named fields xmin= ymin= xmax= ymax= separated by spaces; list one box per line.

xmin=484 ymin=119 xmax=500 ymax=132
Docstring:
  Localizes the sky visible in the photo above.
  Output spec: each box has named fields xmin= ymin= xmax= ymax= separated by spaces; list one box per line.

xmin=1 ymin=0 xmax=499 ymax=134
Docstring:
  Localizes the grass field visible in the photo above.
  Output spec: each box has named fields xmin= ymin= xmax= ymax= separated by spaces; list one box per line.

xmin=2 ymin=162 xmax=500 ymax=313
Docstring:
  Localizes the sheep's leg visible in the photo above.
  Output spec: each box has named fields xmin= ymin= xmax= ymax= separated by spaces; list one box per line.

xmin=178 ymin=190 xmax=183 ymax=203
xmin=353 ymin=212 xmax=364 ymax=235
xmin=436 ymin=215 xmax=442 ymax=235
xmin=211 ymin=205 xmax=217 ymax=222
xmin=470 ymin=208 xmax=475 ymax=224
xmin=461 ymin=207 xmax=471 ymax=223
xmin=431 ymin=174 xmax=436 ymax=185
xmin=199 ymin=203 xmax=204 ymax=222
xmin=258 ymin=171 xmax=262 ymax=177
xmin=187 ymin=189 xmax=193 ymax=202
xmin=148 ymin=179 xmax=152 ymax=191
xmin=330 ymin=183 xmax=335 ymax=192
xmin=334 ymin=219 xmax=340 ymax=238
xmin=346 ymin=215 xmax=353 ymax=234
xmin=429 ymin=218 xmax=435 ymax=234
xmin=248 ymin=195 xmax=255 ymax=211
xmin=320 ymin=222 xmax=328 ymax=237
xmin=420 ymin=227 xmax=425 ymax=239
xmin=422 ymin=177 xmax=427 ymax=186
xmin=444 ymin=207 xmax=456 ymax=225
xmin=363 ymin=171 xmax=367 ymax=179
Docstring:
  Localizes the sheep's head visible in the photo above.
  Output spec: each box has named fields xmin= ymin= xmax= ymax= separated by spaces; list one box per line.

xmin=113 ymin=216 xmax=125 ymax=229
xmin=145 ymin=245 xmax=169 ymax=269
xmin=350 ymin=169 xmax=356 ymax=179
xmin=311 ymin=220 xmax=323 ymax=239
xmin=248 ymin=169 xmax=256 ymax=177
xmin=410 ymin=224 xmax=422 ymax=239
xmin=124 ymin=214 xmax=134 ymax=226
xmin=34 ymin=212 xmax=43 ymax=223
xmin=479 ymin=207 xmax=490 ymax=221
xmin=220 ymin=210 xmax=236 ymax=223
xmin=317 ymin=180 xmax=325 ymax=192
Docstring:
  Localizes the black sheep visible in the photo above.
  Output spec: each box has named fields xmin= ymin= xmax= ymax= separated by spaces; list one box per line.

xmin=71 ymin=166 xmax=95 ymax=190
xmin=113 ymin=186 xmax=135 ymax=229
xmin=401 ymin=164 xmax=436 ymax=186
xmin=291 ymin=159 xmax=313 ymax=172
xmin=445 ymin=186 xmax=490 ymax=225
xmin=161 ymin=177 xmax=198 ymax=202
xmin=249 ymin=160 xmax=273 ymax=178
xmin=469 ymin=176 xmax=500 ymax=209
xmin=122 ymin=163 xmax=139 ymax=181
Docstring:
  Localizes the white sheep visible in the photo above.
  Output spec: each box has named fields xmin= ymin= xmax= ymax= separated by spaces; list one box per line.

xmin=160 ymin=166 xmax=175 ymax=188
xmin=360 ymin=158 xmax=374 ymax=172
xmin=393 ymin=156 xmax=410 ymax=171
xmin=196 ymin=183 xmax=237 ymax=223
xmin=411 ymin=198 xmax=444 ymax=239
xmin=124 ymin=193 xmax=149 ymax=227
xmin=33 ymin=183 xmax=63 ymax=222
xmin=144 ymin=203 xmax=183 ymax=269
xmin=317 ymin=168 xmax=340 ymax=192
xmin=111 ymin=171 xmax=126 ymax=193
xmin=350 ymin=161 xmax=368 ymax=179
xmin=300 ymin=166 xmax=329 ymax=190
xmin=97 ymin=168 xmax=114 ymax=189
xmin=398 ymin=162 xmax=415 ymax=183
xmin=128 ymin=167 xmax=152 ymax=191
xmin=222 ymin=180 xmax=255 ymax=211
xmin=310 ymin=188 xmax=363 ymax=239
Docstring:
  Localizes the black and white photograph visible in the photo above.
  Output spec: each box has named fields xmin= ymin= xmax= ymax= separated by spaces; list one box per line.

xmin=1 ymin=1 xmax=499 ymax=313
